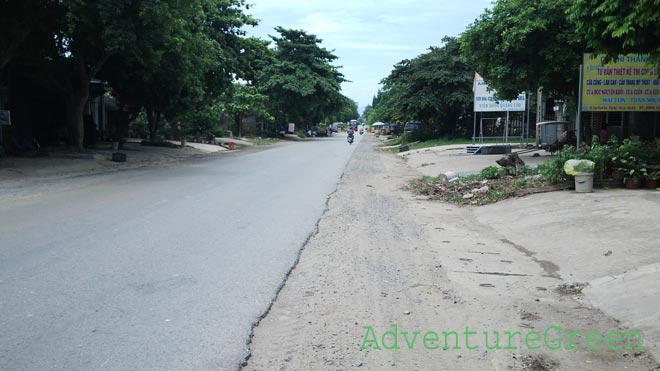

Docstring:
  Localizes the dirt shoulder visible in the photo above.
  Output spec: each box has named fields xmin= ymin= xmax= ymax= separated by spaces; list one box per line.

xmin=0 ymin=141 xmax=224 ymax=182
xmin=243 ymin=135 xmax=660 ymax=370
xmin=0 ymin=140 xmax=284 ymax=204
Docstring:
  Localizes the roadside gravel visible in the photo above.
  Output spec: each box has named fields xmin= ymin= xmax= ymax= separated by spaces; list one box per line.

xmin=243 ymin=135 xmax=660 ymax=371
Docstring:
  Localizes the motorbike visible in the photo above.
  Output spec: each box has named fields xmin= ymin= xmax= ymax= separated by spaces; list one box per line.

xmin=347 ymin=135 xmax=354 ymax=144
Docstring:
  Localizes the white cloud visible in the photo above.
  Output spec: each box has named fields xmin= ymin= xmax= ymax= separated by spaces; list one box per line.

xmin=246 ymin=0 xmax=493 ymax=112
xmin=335 ymin=40 xmax=421 ymax=52
xmin=296 ymin=12 xmax=374 ymax=36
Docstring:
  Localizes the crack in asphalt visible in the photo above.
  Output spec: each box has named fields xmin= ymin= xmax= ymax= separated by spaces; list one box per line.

xmin=238 ymin=150 xmax=353 ymax=371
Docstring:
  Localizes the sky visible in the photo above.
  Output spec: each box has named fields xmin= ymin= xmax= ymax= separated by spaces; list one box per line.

xmin=245 ymin=0 xmax=493 ymax=114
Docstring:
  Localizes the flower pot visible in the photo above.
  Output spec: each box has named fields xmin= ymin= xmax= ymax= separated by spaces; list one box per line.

xmin=624 ymin=178 xmax=642 ymax=189
xmin=645 ymin=178 xmax=658 ymax=189
xmin=611 ymin=167 xmax=624 ymax=180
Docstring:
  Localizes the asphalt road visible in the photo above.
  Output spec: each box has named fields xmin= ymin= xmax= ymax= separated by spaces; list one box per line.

xmin=0 ymin=134 xmax=360 ymax=371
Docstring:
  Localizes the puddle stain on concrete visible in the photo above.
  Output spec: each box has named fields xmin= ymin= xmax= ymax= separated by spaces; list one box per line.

xmin=500 ymin=238 xmax=561 ymax=279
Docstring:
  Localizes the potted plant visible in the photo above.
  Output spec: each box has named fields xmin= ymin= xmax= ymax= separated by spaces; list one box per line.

xmin=623 ymin=165 xmax=646 ymax=189
xmin=610 ymin=146 xmax=628 ymax=181
xmin=646 ymin=169 xmax=660 ymax=189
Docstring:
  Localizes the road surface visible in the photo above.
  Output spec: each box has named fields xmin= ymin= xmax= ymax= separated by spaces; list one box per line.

xmin=0 ymin=134 xmax=360 ymax=371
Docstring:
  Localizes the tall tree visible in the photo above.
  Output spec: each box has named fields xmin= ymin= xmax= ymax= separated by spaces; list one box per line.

xmin=326 ymin=95 xmax=358 ymax=123
xmin=102 ymin=0 xmax=257 ymax=141
xmin=13 ymin=0 xmax=141 ymax=150
xmin=259 ymin=27 xmax=346 ymax=127
xmin=568 ymin=0 xmax=660 ymax=65
xmin=379 ymin=37 xmax=474 ymax=137
xmin=460 ymin=0 xmax=585 ymax=100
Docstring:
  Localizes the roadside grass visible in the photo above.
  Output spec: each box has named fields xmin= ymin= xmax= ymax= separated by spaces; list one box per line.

xmin=382 ymin=136 xmax=404 ymax=146
xmin=248 ymin=137 xmax=279 ymax=146
xmin=405 ymin=166 xmax=549 ymax=206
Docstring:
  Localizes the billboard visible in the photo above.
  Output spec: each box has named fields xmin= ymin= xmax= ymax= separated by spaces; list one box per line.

xmin=581 ymin=53 xmax=660 ymax=112
xmin=473 ymin=73 xmax=525 ymax=112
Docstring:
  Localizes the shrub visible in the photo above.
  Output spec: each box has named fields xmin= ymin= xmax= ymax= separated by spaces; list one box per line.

xmin=537 ymin=145 xmax=584 ymax=183
xmin=479 ymin=165 xmax=509 ymax=179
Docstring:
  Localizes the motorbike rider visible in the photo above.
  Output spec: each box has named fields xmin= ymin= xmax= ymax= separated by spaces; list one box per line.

xmin=347 ymin=127 xmax=355 ymax=138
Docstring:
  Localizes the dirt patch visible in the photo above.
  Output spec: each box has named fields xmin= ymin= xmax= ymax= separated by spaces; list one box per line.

xmin=405 ymin=174 xmax=551 ymax=205
xmin=555 ymin=282 xmax=588 ymax=295
xmin=521 ymin=355 xmax=560 ymax=371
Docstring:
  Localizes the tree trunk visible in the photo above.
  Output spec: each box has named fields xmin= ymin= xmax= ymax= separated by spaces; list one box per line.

xmin=146 ymin=107 xmax=160 ymax=142
xmin=66 ymin=92 xmax=88 ymax=151
xmin=237 ymin=113 xmax=244 ymax=137
xmin=65 ymin=58 xmax=92 ymax=151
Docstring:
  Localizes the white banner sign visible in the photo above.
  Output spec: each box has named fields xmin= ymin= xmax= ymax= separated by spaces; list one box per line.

xmin=473 ymin=77 xmax=525 ymax=112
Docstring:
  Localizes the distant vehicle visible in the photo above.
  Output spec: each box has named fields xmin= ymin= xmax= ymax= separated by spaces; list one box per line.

xmin=390 ymin=123 xmax=404 ymax=136
xmin=349 ymin=119 xmax=359 ymax=132
xmin=404 ymin=122 xmax=420 ymax=133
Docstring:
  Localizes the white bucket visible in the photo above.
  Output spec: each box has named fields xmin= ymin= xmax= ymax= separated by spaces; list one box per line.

xmin=574 ymin=172 xmax=594 ymax=193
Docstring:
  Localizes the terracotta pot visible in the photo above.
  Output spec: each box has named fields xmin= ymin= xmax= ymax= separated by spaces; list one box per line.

xmin=611 ymin=167 xmax=624 ymax=180
xmin=625 ymin=178 xmax=642 ymax=189
xmin=645 ymin=178 xmax=658 ymax=189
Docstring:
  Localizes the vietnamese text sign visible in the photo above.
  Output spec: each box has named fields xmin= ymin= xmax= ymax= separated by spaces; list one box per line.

xmin=582 ymin=53 xmax=660 ymax=112
xmin=473 ymin=78 xmax=525 ymax=112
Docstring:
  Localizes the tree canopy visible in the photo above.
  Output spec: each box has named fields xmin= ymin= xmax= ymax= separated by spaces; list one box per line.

xmin=373 ymin=37 xmax=474 ymax=138
xmin=568 ymin=0 xmax=660 ymax=65
xmin=2 ymin=2 xmax=353 ymax=150
xmin=259 ymin=27 xmax=347 ymax=127
xmin=460 ymin=0 xmax=586 ymax=101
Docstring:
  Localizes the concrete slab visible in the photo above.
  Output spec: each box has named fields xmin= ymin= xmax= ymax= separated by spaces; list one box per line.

xmin=585 ymin=263 xmax=660 ymax=360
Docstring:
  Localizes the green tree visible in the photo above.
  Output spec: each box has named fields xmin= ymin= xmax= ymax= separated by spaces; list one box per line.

xmin=102 ymin=0 xmax=257 ymax=141
xmin=379 ymin=37 xmax=474 ymax=137
xmin=326 ymin=95 xmax=358 ymax=123
xmin=21 ymin=0 xmax=140 ymax=150
xmin=259 ymin=27 xmax=346 ymax=128
xmin=568 ymin=0 xmax=660 ymax=65
xmin=460 ymin=0 xmax=585 ymax=100
xmin=361 ymin=105 xmax=373 ymax=122
xmin=222 ymin=83 xmax=273 ymax=137
xmin=0 ymin=0 xmax=55 ymax=69
xmin=235 ymin=36 xmax=274 ymax=84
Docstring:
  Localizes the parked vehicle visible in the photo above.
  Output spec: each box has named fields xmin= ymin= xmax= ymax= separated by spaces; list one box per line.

xmin=403 ymin=122 xmax=420 ymax=133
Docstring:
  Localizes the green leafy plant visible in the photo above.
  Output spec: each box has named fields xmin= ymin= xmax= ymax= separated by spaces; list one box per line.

xmin=537 ymin=145 xmax=584 ymax=183
xmin=479 ymin=165 xmax=511 ymax=179
xmin=586 ymin=141 xmax=612 ymax=180
xmin=647 ymin=169 xmax=660 ymax=181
